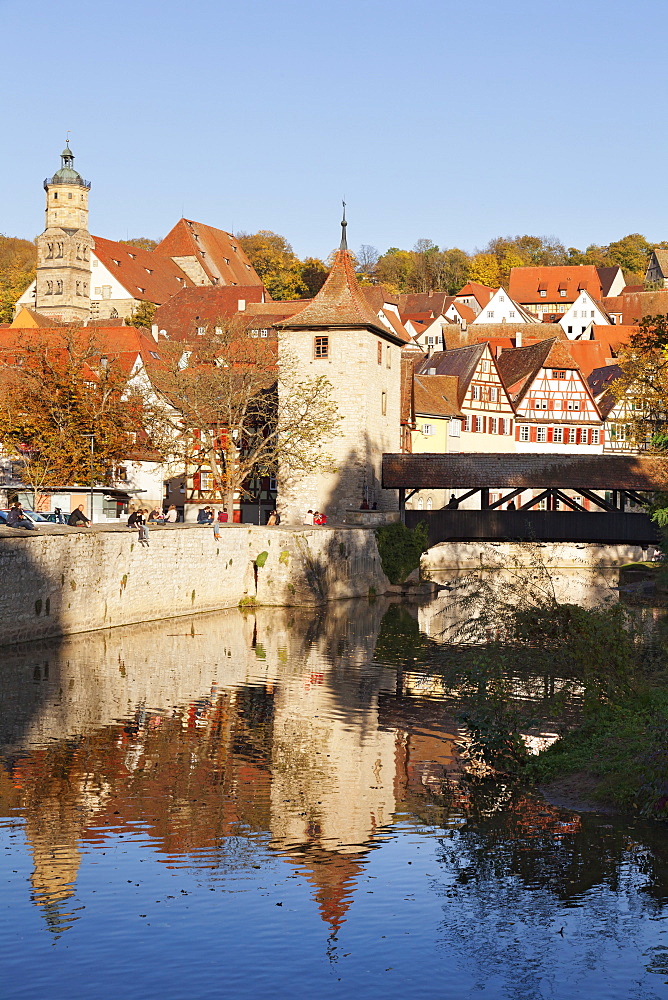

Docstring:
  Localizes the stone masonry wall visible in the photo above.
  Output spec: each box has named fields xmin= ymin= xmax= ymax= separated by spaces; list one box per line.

xmin=0 ymin=522 xmax=391 ymax=645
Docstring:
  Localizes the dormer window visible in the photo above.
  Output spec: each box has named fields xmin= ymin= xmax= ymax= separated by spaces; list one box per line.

xmin=137 ymin=287 xmax=145 ymax=294
xmin=145 ymin=268 xmax=153 ymax=274
xmin=113 ymin=259 xmax=121 ymax=266
xmin=560 ymin=289 xmax=566 ymax=297
xmin=539 ymin=290 xmax=547 ymax=298
xmin=128 ymin=253 xmax=136 ymax=259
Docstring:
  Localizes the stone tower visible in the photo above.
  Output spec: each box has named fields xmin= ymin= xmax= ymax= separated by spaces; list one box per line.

xmin=35 ymin=144 xmax=93 ymax=322
xmin=277 ymin=214 xmax=403 ymax=523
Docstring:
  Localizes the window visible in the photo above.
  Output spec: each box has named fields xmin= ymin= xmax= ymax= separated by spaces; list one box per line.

xmin=553 ymin=370 xmax=566 ymax=379
xmin=200 ymin=472 xmax=214 ymax=492
xmin=56 ymin=243 xmax=63 ymax=258
xmin=486 ymin=310 xmax=494 ymax=318
xmin=150 ymin=351 xmax=160 ymax=359
xmin=535 ymin=399 xmax=548 ymax=409
xmin=519 ymin=425 xmax=530 ymax=442
xmin=417 ymin=498 xmax=424 ymax=510
xmin=553 ymin=426 xmax=563 ymax=443
xmin=591 ymin=428 xmax=600 ymax=444
xmin=260 ymin=329 xmax=268 ymax=338
xmin=567 ymin=400 xmax=580 ymax=410
xmin=55 ymin=280 xmax=63 ymax=294
xmin=509 ymin=310 xmax=515 ymax=318
xmin=472 ymin=385 xmax=480 ymax=400
xmin=490 ymin=417 xmax=498 ymax=434
xmin=45 ymin=280 xmax=53 ymax=295
xmin=449 ymin=418 xmax=461 ymax=437
xmin=421 ymin=423 xmax=434 ymax=436
xmin=386 ymin=346 xmax=391 ymax=368
xmin=536 ymin=427 xmax=547 ymax=443
xmin=499 ymin=295 xmax=505 ymax=303
xmin=560 ymin=289 xmax=566 ymax=297
xmin=567 ymin=326 xmax=573 ymax=334
xmin=464 ymin=415 xmax=472 ymax=432
xmin=75 ymin=281 xmax=81 ymax=296
xmin=490 ymin=386 xmax=498 ymax=402
xmin=46 ymin=242 xmax=54 ymax=259
xmin=377 ymin=341 xmax=382 ymax=364
xmin=197 ymin=326 xmax=206 ymax=335
xmin=314 ymin=336 xmax=329 ymax=358
xmin=540 ymin=290 xmax=547 ymax=297
xmin=482 ymin=359 xmax=490 ymax=373
xmin=503 ymin=418 xmax=512 ymax=435
xmin=381 ymin=391 xmax=387 ymax=415
xmin=427 ymin=497 xmax=433 ymax=510
xmin=53 ymin=192 xmax=57 ymax=200
xmin=92 ymin=259 xmax=98 ymax=267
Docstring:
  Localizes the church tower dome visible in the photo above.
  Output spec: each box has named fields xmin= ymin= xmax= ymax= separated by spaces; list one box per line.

xmin=35 ymin=142 xmax=93 ymax=322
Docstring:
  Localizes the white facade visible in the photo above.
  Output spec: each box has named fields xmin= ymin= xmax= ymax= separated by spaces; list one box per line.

xmin=471 ymin=288 xmax=535 ymax=325
xmin=558 ymin=290 xmax=610 ymax=339
xmin=515 ymin=365 xmax=604 ymax=453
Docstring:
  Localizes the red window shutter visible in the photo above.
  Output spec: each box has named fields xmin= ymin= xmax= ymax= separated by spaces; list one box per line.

xmin=563 ymin=427 xmax=569 ymax=444
xmin=515 ymin=424 xmax=520 ymax=440
xmin=547 ymin=427 xmax=553 ymax=443
xmin=482 ymin=416 xmax=487 ymax=433
xmin=192 ymin=472 xmax=201 ymax=490
xmin=530 ymin=426 xmax=537 ymax=442
xmin=548 ymin=399 xmax=554 ymax=410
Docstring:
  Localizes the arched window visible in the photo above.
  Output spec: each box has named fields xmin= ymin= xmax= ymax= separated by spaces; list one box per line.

xmin=427 ymin=497 xmax=433 ymax=510
xmin=46 ymin=242 xmax=54 ymax=259
xmin=75 ymin=281 xmax=81 ymax=296
xmin=417 ymin=498 xmax=424 ymax=510
xmin=55 ymin=280 xmax=63 ymax=295
xmin=45 ymin=281 xmax=53 ymax=295
xmin=56 ymin=243 xmax=63 ymax=258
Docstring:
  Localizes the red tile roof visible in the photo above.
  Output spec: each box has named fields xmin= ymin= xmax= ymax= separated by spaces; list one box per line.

xmin=154 ymin=219 xmax=262 ymax=287
xmin=153 ymin=285 xmax=267 ymax=340
xmin=455 ymin=282 xmax=496 ymax=307
xmin=509 ymin=266 xmax=603 ymax=305
xmin=562 ymin=340 xmax=611 ymax=376
xmin=278 ymin=248 xmax=402 ymax=341
xmin=93 ymin=236 xmax=193 ymax=304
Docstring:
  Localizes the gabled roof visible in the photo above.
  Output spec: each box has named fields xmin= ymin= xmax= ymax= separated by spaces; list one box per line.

xmin=92 ymin=236 xmax=193 ymax=304
xmin=397 ymin=291 xmax=452 ymax=315
xmin=278 ymin=247 xmax=400 ymax=340
xmin=153 ymin=285 xmax=266 ymax=340
xmin=415 ymin=343 xmax=487 ymax=405
xmin=413 ymin=374 xmax=462 ymax=418
xmin=587 ymin=364 xmax=623 ymax=419
xmin=154 ymin=219 xmax=262 ymax=287
xmin=597 ymin=266 xmax=624 ymax=297
xmin=589 ymin=324 xmax=635 ymax=354
xmin=495 ymin=339 xmax=556 ymax=402
xmin=454 ymin=282 xmax=496 ymax=307
xmin=509 ymin=266 xmax=603 ymax=305
xmin=10 ymin=307 xmax=58 ymax=329
xmin=649 ymin=249 xmax=668 ymax=275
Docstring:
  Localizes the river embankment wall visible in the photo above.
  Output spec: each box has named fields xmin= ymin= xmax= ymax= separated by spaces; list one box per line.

xmin=0 ymin=523 xmax=391 ymax=645
xmin=423 ymin=540 xmax=653 ymax=573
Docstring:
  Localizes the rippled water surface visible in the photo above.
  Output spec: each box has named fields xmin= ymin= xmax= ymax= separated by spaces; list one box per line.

xmin=1 ymin=594 xmax=667 ymax=999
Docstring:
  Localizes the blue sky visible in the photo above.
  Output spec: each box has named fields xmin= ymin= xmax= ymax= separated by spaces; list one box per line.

xmin=3 ymin=0 xmax=666 ymax=260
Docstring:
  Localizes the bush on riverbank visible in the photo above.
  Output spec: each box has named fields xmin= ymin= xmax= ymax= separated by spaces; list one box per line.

xmin=375 ymin=521 xmax=428 ymax=584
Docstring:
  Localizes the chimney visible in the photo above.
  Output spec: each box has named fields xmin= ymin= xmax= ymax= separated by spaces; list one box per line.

xmin=515 ymin=330 xmax=522 ymax=348
xmin=428 ymin=367 xmax=436 ymax=376
xmin=461 ymin=319 xmax=467 ymax=332
xmin=151 ymin=323 xmax=159 ymax=342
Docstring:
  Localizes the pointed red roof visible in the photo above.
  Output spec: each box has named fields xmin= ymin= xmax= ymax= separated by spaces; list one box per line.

xmin=278 ymin=248 xmax=403 ymax=341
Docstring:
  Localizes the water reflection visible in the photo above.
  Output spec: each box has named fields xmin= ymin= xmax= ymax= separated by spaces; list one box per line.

xmin=0 ymin=587 xmax=666 ymax=998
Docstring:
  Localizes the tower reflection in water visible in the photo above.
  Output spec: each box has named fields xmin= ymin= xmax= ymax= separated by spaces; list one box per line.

xmin=0 ymin=599 xmax=460 ymax=938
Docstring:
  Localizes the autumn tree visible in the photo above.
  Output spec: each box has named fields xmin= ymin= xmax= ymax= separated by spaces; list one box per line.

xmin=150 ymin=323 xmax=341 ymax=514
xmin=299 ymin=257 xmax=328 ymax=297
xmin=120 ymin=237 xmax=159 ymax=252
xmin=0 ymin=329 xmax=145 ymax=505
xmin=235 ymin=230 xmax=307 ymax=300
xmin=356 ymin=245 xmax=380 ymax=283
xmin=0 ymin=235 xmax=37 ymax=323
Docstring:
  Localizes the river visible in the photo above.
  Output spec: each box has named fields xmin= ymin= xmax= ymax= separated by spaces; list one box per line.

xmin=1 ymin=580 xmax=667 ymax=999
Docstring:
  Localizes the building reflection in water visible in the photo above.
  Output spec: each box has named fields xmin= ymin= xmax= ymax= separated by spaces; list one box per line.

xmin=0 ymin=599 xmax=462 ymax=937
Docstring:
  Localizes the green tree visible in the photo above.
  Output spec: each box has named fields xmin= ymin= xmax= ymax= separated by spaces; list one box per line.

xmin=376 ymin=248 xmax=415 ymax=293
xmin=468 ymin=252 xmax=500 ymax=288
xmin=126 ymin=300 xmax=157 ymax=329
xmin=298 ymin=257 xmax=328 ymax=297
xmin=441 ymin=248 xmax=471 ymax=294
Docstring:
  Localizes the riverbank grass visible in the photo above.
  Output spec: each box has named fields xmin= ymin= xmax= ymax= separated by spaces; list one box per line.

xmin=528 ymin=687 xmax=668 ymax=818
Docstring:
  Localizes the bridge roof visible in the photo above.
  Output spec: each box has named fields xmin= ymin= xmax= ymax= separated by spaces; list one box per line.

xmin=382 ymin=453 xmax=668 ymax=490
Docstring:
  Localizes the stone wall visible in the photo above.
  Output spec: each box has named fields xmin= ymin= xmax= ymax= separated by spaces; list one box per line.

xmin=0 ymin=522 xmax=390 ymax=645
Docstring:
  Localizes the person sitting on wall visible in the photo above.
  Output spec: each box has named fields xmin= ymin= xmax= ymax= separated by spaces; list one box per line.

xmin=314 ymin=511 xmax=327 ymax=525
xmin=446 ymin=494 xmax=459 ymax=509
xmin=360 ymin=499 xmax=370 ymax=510
xmin=148 ymin=507 xmax=163 ymax=522
xmin=217 ymin=508 xmax=228 ymax=523
xmin=507 ymin=501 xmax=516 ymax=510
xmin=267 ymin=510 xmax=277 ymax=526
xmin=127 ymin=509 xmax=142 ymax=529
xmin=6 ymin=503 xmax=33 ymax=530
xmin=165 ymin=505 xmax=178 ymax=523
xmin=197 ymin=506 xmax=214 ymax=525
xmin=303 ymin=509 xmax=314 ymax=525
xmin=68 ymin=504 xmax=90 ymax=527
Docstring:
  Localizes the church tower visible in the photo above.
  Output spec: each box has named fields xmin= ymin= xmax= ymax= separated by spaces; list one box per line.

xmin=35 ymin=144 xmax=93 ymax=322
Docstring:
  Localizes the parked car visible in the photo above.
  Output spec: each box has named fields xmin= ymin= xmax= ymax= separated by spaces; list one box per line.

xmin=0 ymin=509 xmax=64 ymax=529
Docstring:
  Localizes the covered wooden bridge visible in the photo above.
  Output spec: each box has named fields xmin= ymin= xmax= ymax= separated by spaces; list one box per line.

xmin=381 ymin=453 xmax=668 ymax=546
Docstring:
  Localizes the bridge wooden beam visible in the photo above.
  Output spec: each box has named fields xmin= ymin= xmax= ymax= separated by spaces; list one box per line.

xmin=487 ymin=488 xmax=524 ymax=510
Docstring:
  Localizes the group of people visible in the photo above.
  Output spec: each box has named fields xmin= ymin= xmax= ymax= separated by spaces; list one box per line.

xmin=302 ymin=509 xmax=327 ymax=525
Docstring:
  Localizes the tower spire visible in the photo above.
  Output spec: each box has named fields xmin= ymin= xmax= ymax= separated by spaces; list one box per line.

xmin=340 ymin=200 xmax=347 ymax=251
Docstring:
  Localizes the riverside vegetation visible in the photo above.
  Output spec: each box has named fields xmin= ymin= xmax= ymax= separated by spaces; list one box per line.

xmin=375 ymin=558 xmax=668 ymax=820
